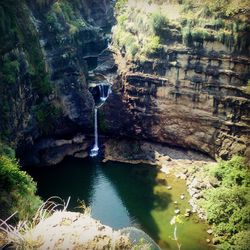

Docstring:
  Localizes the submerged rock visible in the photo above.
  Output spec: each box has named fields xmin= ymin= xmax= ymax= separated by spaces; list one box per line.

xmin=174 ymin=209 xmax=180 ymax=214
xmin=180 ymin=194 xmax=185 ymax=200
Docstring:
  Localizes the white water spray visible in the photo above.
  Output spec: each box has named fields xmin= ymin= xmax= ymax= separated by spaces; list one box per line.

xmin=90 ymin=108 xmax=99 ymax=157
xmin=90 ymin=83 xmax=112 ymax=157
xmin=99 ymin=83 xmax=111 ymax=102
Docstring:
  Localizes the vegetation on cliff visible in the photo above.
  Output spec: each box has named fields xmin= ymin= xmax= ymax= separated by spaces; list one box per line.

xmin=0 ymin=143 xmax=42 ymax=221
xmin=0 ymin=0 xmax=56 ymax=142
xmin=201 ymin=156 xmax=250 ymax=249
xmin=113 ymin=0 xmax=250 ymax=61
xmin=46 ymin=0 xmax=87 ymax=36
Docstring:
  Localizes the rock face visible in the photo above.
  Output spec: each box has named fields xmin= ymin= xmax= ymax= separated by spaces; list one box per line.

xmin=103 ymin=52 xmax=250 ymax=159
xmin=0 ymin=0 xmax=115 ymax=161
xmin=27 ymin=0 xmax=115 ymax=131
xmin=103 ymin=138 xmax=212 ymax=165
xmin=7 ymin=211 xmax=133 ymax=250
xmin=5 ymin=210 xmax=159 ymax=250
xmin=101 ymin=3 xmax=250 ymax=160
xmin=21 ymin=134 xmax=91 ymax=166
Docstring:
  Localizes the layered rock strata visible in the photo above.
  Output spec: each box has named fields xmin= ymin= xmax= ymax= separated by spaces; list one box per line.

xmin=102 ymin=44 xmax=250 ymax=160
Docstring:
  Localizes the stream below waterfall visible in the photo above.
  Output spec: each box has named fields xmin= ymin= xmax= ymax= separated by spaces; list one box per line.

xmin=27 ymin=157 xmax=214 ymax=250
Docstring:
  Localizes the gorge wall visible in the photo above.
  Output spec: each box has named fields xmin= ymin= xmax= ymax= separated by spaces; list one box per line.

xmin=0 ymin=0 xmax=114 ymax=165
xmin=0 ymin=0 xmax=249 ymax=164
xmin=101 ymin=0 xmax=250 ymax=161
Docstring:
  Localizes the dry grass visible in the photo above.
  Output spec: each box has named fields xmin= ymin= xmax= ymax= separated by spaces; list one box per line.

xmin=0 ymin=196 xmax=72 ymax=249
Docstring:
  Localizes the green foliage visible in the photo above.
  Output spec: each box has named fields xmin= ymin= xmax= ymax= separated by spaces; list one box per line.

xmin=46 ymin=0 xmax=86 ymax=35
xmin=231 ymin=231 xmax=250 ymax=250
xmin=1 ymin=57 xmax=19 ymax=84
xmin=34 ymin=103 xmax=62 ymax=135
xmin=181 ymin=17 xmax=249 ymax=51
xmin=115 ymin=0 xmax=128 ymax=15
xmin=0 ymin=151 xmax=42 ymax=220
xmin=113 ymin=6 xmax=167 ymax=59
xmin=182 ymin=0 xmax=249 ymax=18
xmin=245 ymin=80 xmax=250 ymax=94
xmin=180 ymin=1 xmax=249 ymax=51
xmin=31 ymin=62 xmax=52 ymax=96
xmin=202 ymin=156 xmax=250 ymax=249
xmin=113 ymin=26 xmax=140 ymax=58
xmin=182 ymin=26 xmax=192 ymax=46
xmin=0 ymin=142 xmax=15 ymax=158
xmin=0 ymin=0 xmax=53 ymax=140
xmin=209 ymin=156 xmax=250 ymax=187
xmin=191 ymin=27 xmax=214 ymax=43
xmin=170 ymin=215 xmax=184 ymax=225
xmin=117 ymin=13 xmax=128 ymax=28
xmin=204 ymin=0 xmax=249 ymax=18
xmin=141 ymin=35 xmax=161 ymax=56
xmin=150 ymin=11 xmax=169 ymax=36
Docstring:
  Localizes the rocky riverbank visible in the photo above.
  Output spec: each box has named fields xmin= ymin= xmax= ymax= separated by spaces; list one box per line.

xmin=104 ymin=138 xmax=216 ymax=220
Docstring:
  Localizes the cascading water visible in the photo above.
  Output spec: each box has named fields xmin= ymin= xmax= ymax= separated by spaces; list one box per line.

xmin=90 ymin=83 xmax=111 ymax=157
xmin=90 ymin=108 xmax=99 ymax=157
xmin=99 ymin=83 xmax=112 ymax=102
xmin=99 ymin=84 xmax=106 ymax=102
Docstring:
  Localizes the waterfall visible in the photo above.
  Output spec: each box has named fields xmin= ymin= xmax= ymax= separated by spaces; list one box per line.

xmin=90 ymin=83 xmax=112 ymax=157
xmin=90 ymin=108 xmax=99 ymax=157
xmin=98 ymin=83 xmax=112 ymax=103
xmin=99 ymin=84 xmax=105 ymax=102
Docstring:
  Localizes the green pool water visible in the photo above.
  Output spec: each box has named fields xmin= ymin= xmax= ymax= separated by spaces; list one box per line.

xmin=27 ymin=157 xmax=213 ymax=250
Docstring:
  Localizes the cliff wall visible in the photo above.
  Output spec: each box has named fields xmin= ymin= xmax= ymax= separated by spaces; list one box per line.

xmin=101 ymin=0 xmax=250 ymax=160
xmin=0 ymin=0 xmax=114 ymax=164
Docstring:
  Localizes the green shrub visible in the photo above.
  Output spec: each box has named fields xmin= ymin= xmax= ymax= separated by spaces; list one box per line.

xmin=142 ymin=35 xmax=161 ymax=56
xmin=182 ymin=0 xmax=250 ymax=18
xmin=150 ymin=11 xmax=169 ymax=36
xmin=245 ymin=80 xmax=250 ymax=94
xmin=182 ymin=26 xmax=192 ymax=46
xmin=128 ymin=43 xmax=139 ymax=57
xmin=231 ymin=231 xmax=250 ymax=250
xmin=115 ymin=0 xmax=128 ymax=14
xmin=0 ymin=142 xmax=15 ymax=158
xmin=46 ymin=0 xmax=86 ymax=35
xmin=209 ymin=156 xmax=249 ymax=187
xmin=202 ymin=156 xmax=250 ymax=249
xmin=114 ymin=28 xmax=139 ymax=58
xmin=1 ymin=57 xmax=19 ymax=85
xmin=31 ymin=62 xmax=53 ymax=96
xmin=117 ymin=13 xmax=128 ymax=28
xmin=0 ymin=153 xmax=42 ymax=220
xmin=191 ymin=27 xmax=214 ymax=43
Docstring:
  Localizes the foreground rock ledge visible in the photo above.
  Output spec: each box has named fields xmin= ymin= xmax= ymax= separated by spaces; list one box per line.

xmin=8 ymin=211 xmax=133 ymax=250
